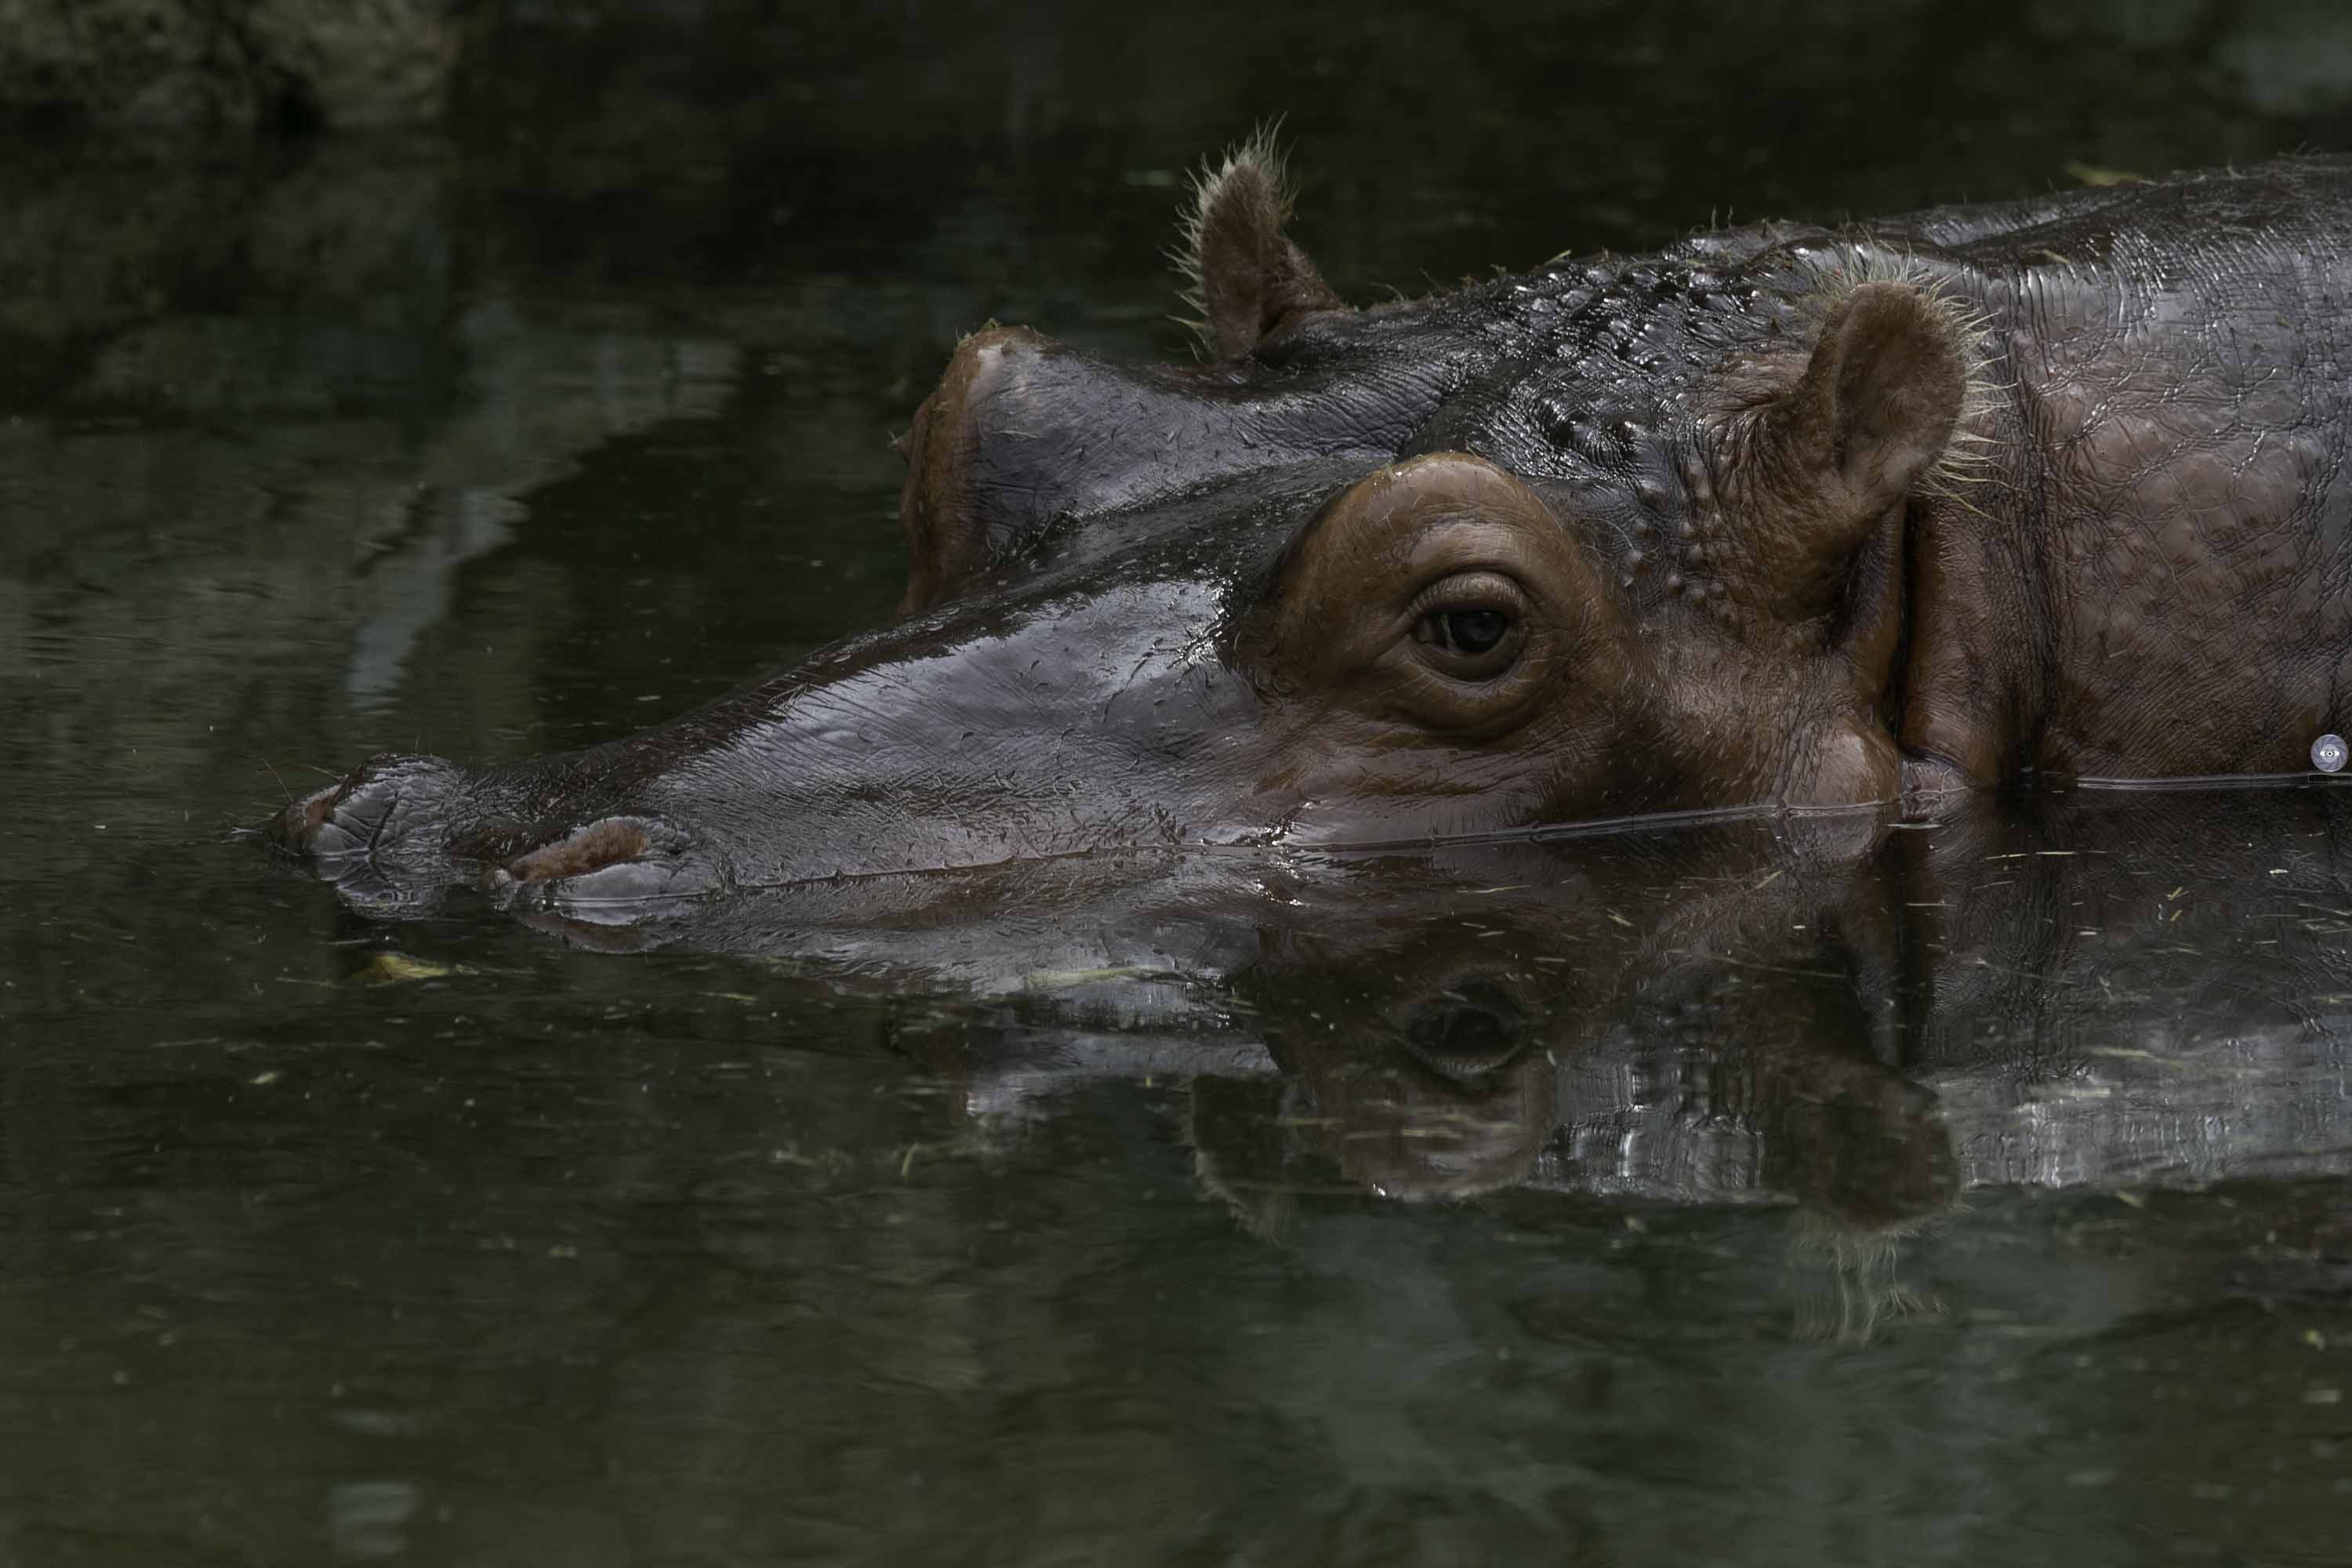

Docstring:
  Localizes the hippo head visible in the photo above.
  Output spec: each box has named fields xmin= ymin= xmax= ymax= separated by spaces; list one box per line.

xmin=271 ymin=136 xmax=1986 ymax=923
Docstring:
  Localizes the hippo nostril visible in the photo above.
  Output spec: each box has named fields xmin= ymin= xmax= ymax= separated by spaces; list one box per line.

xmin=267 ymin=753 xmax=470 ymax=873
xmin=308 ymin=773 xmax=401 ymax=861
xmin=269 ymin=782 xmax=342 ymax=851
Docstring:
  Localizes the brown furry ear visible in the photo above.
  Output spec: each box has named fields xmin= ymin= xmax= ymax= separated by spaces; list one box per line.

xmin=1176 ymin=130 xmax=1345 ymax=359
xmin=1777 ymin=281 xmax=1968 ymax=517
xmin=1719 ymin=277 xmax=1977 ymax=637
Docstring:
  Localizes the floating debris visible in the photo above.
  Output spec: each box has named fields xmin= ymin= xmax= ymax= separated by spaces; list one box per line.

xmin=356 ymin=953 xmax=459 ymax=985
xmin=2065 ymin=161 xmax=2148 ymax=187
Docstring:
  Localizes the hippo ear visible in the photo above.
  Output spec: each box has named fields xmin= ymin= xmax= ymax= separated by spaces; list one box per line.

xmin=1740 ymin=279 xmax=1971 ymax=635
xmin=1178 ymin=131 xmax=1345 ymax=359
xmin=1775 ymin=280 xmax=1970 ymax=521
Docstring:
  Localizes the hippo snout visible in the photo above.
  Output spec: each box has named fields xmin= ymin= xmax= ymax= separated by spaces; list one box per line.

xmin=269 ymin=753 xmax=470 ymax=896
xmin=268 ymin=753 xmax=724 ymax=921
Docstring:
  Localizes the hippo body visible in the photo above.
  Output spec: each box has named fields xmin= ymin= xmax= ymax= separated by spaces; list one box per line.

xmin=274 ymin=148 xmax=2352 ymax=920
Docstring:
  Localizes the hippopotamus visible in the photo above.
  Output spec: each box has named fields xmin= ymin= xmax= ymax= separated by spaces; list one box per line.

xmin=270 ymin=141 xmax=2352 ymax=920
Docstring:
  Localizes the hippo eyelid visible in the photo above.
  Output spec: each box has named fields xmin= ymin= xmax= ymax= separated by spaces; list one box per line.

xmin=1225 ymin=481 xmax=1359 ymax=608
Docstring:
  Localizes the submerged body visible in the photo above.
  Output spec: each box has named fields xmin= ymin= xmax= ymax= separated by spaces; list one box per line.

xmin=272 ymin=150 xmax=2352 ymax=917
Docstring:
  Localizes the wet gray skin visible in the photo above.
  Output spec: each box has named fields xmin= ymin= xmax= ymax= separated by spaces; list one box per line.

xmin=270 ymin=468 xmax=1347 ymax=917
xmin=270 ymin=151 xmax=2352 ymax=927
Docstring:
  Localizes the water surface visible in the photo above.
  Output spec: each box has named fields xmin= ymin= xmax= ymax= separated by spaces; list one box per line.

xmin=5 ymin=5 xmax=2352 ymax=1561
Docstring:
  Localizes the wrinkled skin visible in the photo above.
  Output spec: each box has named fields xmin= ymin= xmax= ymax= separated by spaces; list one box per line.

xmin=270 ymin=151 xmax=2352 ymax=924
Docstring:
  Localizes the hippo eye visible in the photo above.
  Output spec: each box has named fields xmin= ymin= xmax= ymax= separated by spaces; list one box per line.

xmin=1400 ymin=980 xmax=1526 ymax=1080
xmin=1439 ymin=610 xmax=1508 ymax=653
xmin=1408 ymin=572 xmax=1527 ymax=680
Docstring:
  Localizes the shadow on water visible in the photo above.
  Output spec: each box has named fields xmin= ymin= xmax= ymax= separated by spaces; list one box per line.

xmin=5 ymin=2 xmax=2352 ymax=1562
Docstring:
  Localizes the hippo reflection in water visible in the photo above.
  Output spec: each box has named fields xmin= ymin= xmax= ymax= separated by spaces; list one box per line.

xmin=908 ymin=787 xmax=2352 ymax=1332
xmin=273 ymin=141 xmax=2352 ymax=917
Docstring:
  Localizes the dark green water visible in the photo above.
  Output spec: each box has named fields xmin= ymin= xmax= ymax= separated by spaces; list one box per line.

xmin=5 ymin=4 xmax=2352 ymax=1562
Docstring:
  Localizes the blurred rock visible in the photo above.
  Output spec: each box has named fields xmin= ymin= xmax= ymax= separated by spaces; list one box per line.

xmin=0 ymin=0 xmax=458 ymax=129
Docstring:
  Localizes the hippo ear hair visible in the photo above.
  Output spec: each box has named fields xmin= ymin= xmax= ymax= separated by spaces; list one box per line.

xmin=1777 ymin=279 xmax=1973 ymax=517
xmin=1175 ymin=127 xmax=1346 ymax=359
xmin=1719 ymin=273 xmax=1988 ymax=637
